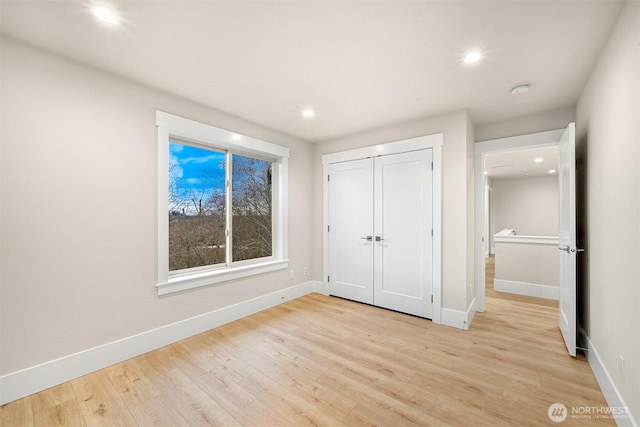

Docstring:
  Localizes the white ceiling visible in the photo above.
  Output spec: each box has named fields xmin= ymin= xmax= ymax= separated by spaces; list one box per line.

xmin=485 ymin=145 xmax=559 ymax=179
xmin=0 ymin=1 xmax=624 ymax=143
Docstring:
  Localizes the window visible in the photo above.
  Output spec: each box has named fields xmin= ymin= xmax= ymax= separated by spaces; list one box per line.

xmin=168 ymin=142 xmax=274 ymax=270
xmin=156 ymin=112 xmax=289 ymax=295
xmin=231 ymin=154 xmax=273 ymax=262
xmin=169 ymin=142 xmax=227 ymax=271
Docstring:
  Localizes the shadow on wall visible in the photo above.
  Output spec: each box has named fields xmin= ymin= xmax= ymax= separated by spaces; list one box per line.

xmin=576 ymin=131 xmax=589 ymax=344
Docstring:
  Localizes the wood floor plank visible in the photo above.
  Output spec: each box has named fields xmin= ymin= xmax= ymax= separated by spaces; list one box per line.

xmin=284 ymin=373 xmax=358 ymax=422
xmin=193 ymin=370 xmax=256 ymax=415
xmin=30 ymin=383 xmax=86 ymax=427
xmin=160 ymin=368 xmax=241 ymax=427
xmin=0 ymin=396 xmax=34 ymax=426
xmin=128 ymin=393 xmax=189 ymax=427
xmin=102 ymin=358 xmax=162 ymax=407
xmin=229 ymin=399 xmax=296 ymax=427
xmin=70 ymin=371 xmax=138 ymax=426
xmin=317 ymin=366 xmax=441 ymax=427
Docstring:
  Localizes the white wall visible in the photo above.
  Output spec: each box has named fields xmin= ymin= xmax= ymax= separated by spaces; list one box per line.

xmin=575 ymin=0 xmax=639 ymax=422
xmin=313 ymin=110 xmax=474 ymax=313
xmin=494 ymin=241 xmax=559 ymax=288
xmin=0 ymin=39 xmax=314 ymax=375
xmin=476 ymin=106 xmax=576 ymax=142
xmin=490 ymin=176 xmax=559 ymax=247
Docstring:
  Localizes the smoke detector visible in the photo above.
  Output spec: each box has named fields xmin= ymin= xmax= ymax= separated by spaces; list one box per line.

xmin=511 ymin=83 xmax=530 ymax=95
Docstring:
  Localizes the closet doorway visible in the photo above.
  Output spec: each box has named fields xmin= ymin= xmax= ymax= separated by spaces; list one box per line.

xmin=322 ymin=135 xmax=443 ymax=321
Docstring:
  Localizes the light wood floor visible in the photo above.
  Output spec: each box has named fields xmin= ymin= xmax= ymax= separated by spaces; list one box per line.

xmin=1 ymin=260 xmax=612 ymax=426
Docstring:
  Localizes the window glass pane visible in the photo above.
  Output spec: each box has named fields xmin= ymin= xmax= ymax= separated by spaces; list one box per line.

xmin=168 ymin=142 xmax=226 ymax=271
xmin=232 ymin=154 xmax=273 ymax=262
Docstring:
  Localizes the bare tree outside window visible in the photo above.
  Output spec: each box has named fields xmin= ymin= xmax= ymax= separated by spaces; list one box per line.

xmin=232 ymin=155 xmax=272 ymax=262
xmin=168 ymin=142 xmax=273 ymax=271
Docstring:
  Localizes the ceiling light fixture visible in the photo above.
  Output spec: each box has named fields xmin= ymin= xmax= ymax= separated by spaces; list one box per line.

xmin=511 ymin=83 xmax=530 ymax=95
xmin=301 ymin=108 xmax=316 ymax=119
xmin=534 ymin=157 xmax=543 ymax=163
xmin=548 ymin=169 xmax=557 ymax=174
xmin=463 ymin=51 xmax=482 ymax=64
xmin=92 ymin=5 xmax=119 ymax=25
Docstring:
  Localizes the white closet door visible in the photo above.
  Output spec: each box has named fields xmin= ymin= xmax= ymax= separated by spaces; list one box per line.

xmin=374 ymin=150 xmax=433 ymax=318
xmin=328 ymin=159 xmax=374 ymax=304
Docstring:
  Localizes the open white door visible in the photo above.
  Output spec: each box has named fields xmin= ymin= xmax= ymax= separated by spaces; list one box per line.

xmin=558 ymin=122 xmax=577 ymax=357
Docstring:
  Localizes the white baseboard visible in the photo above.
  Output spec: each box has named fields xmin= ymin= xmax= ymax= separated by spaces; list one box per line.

xmin=441 ymin=298 xmax=475 ymax=331
xmin=494 ymin=278 xmax=559 ymax=300
xmin=0 ymin=281 xmax=318 ymax=405
xmin=312 ymin=279 xmax=328 ymax=295
xmin=579 ymin=326 xmax=638 ymax=427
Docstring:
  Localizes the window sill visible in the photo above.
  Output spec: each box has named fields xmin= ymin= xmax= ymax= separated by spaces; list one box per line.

xmin=156 ymin=259 xmax=289 ymax=295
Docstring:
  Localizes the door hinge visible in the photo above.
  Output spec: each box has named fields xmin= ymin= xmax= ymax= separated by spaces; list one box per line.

xmin=327 ymin=175 xmax=330 ymax=182
xmin=328 ymin=225 xmax=330 ymax=232
xmin=431 ymin=162 xmax=434 ymax=171
xmin=327 ymin=275 xmax=330 ymax=282
xmin=431 ymin=228 xmax=433 ymax=237
xmin=431 ymin=295 xmax=433 ymax=303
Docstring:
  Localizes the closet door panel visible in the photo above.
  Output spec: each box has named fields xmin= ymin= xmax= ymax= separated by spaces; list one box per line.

xmin=328 ymin=159 xmax=374 ymax=304
xmin=374 ymin=150 xmax=433 ymax=318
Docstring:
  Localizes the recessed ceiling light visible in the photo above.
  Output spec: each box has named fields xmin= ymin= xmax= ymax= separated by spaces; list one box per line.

xmin=232 ymin=134 xmax=242 ymax=141
xmin=484 ymin=171 xmax=488 ymax=175
xmin=301 ymin=108 xmax=316 ymax=119
xmin=511 ymin=83 xmax=530 ymax=95
xmin=548 ymin=169 xmax=557 ymax=174
xmin=463 ymin=51 xmax=482 ymax=64
xmin=92 ymin=5 xmax=119 ymax=25
xmin=534 ymin=157 xmax=543 ymax=163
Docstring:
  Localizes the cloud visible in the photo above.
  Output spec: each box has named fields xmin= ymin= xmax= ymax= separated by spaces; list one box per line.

xmin=180 ymin=154 xmax=222 ymax=165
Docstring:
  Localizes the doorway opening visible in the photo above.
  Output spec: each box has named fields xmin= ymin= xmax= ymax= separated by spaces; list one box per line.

xmin=485 ymin=145 xmax=560 ymax=299
xmin=473 ymin=129 xmax=564 ymax=313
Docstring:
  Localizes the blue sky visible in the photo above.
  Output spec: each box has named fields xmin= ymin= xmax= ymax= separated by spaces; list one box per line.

xmin=169 ymin=141 xmax=225 ymax=203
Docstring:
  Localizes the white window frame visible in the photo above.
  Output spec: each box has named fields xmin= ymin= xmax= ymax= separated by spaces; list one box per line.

xmin=156 ymin=111 xmax=289 ymax=295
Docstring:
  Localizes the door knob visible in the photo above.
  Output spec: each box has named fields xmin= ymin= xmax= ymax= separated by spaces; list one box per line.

xmin=360 ymin=236 xmax=372 ymax=241
xmin=375 ymin=236 xmax=384 ymax=242
xmin=558 ymin=246 xmax=585 ymax=253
